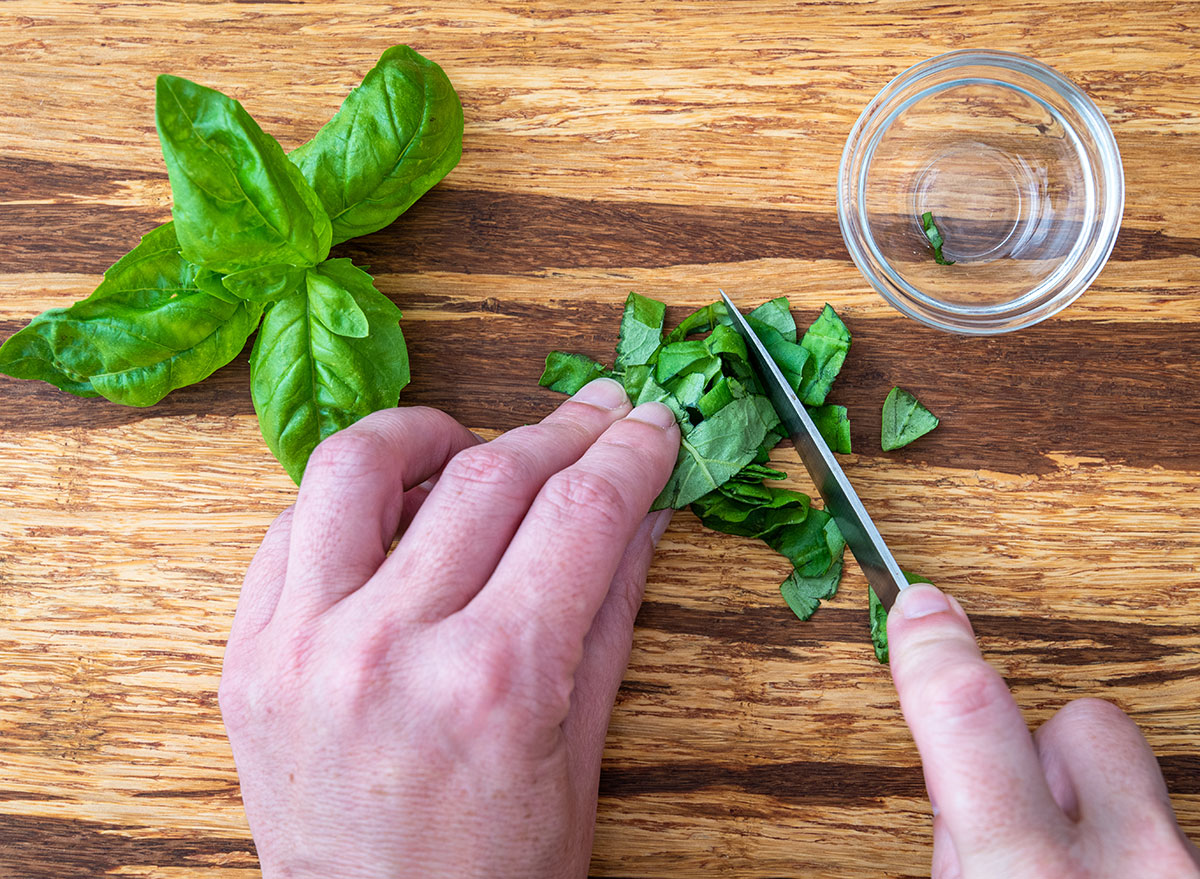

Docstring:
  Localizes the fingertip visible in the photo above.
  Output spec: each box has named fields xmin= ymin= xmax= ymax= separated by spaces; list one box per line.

xmin=570 ymin=377 xmax=630 ymax=411
xmin=895 ymin=583 xmax=952 ymax=620
xmin=625 ymin=400 xmax=679 ymax=431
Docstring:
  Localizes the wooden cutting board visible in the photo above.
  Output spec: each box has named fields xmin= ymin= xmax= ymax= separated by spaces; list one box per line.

xmin=1 ymin=2 xmax=1197 ymax=876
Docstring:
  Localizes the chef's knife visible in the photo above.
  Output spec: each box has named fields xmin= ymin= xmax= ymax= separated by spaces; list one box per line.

xmin=720 ymin=291 xmax=909 ymax=609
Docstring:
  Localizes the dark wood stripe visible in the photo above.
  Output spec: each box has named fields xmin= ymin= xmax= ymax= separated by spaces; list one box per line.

xmin=600 ymin=758 xmax=926 ymax=804
xmin=600 ymin=753 xmax=1200 ymax=803
xmin=0 ymin=790 xmax=66 ymax=802
xmin=2 ymin=184 xmax=1196 ymax=274
xmin=2 ymin=309 xmax=1199 ymax=475
xmin=131 ymin=784 xmax=242 ymax=799
xmin=631 ymin=601 xmax=1195 ymax=671
xmin=0 ymin=814 xmax=254 ymax=878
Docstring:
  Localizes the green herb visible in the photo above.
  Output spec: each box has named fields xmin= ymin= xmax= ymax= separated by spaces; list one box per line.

xmin=921 ymin=211 xmax=955 ymax=265
xmin=870 ymin=571 xmax=933 ymax=664
xmin=881 ymin=386 xmax=940 ymax=451
xmin=0 ymin=46 xmax=463 ymax=483
xmin=540 ymin=293 xmax=855 ymax=625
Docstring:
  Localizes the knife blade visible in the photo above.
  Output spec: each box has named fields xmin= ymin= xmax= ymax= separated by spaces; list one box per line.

xmin=719 ymin=291 xmax=909 ymax=609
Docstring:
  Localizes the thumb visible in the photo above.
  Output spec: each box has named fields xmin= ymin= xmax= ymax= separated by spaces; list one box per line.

xmin=888 ymin=584 xmax=1070 ymax=874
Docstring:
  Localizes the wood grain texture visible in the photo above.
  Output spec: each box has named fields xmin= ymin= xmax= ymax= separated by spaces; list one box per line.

xmin=1 ymin=1 xmax=1199 ymax=877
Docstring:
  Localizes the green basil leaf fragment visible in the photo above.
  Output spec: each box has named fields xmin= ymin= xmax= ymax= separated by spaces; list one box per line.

xmin=539 ymin=352 xmax=608 ymax=395
xmin=797 ymin=304 xmax=851 ymax=406
xmin=615 ymin=292 xmax=666 ymax=370
xmin=921 ymin=211 xmax=955 ymax=265
xmin=654 ymin=394 xmax=777 ymax=509
xmin=289 ymin=45 xmax=464 ymax=245
xmin=809 ymin=403 xmax=851 ymax=454
xmin=250 ymin=266 xmax=409 ymax=484
xmin=0 ymin=223 xmax=262 ymax=405
xmin=881 ymin=386 xmax=939 ymax=451
xmin=155 ymin=75 xmax=332 ymax=273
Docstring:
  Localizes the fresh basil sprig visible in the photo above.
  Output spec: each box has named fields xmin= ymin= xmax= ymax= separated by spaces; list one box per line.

xmin=539 ymin=294 xmax=854 ymax=630
xmin=0 ymin=46 xmax=463 ymax=483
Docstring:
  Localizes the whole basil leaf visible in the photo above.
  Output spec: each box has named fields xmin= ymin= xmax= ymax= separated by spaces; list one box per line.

xmin=156 ymin=75 xmax=332 ymax=273
xmin=250 ymin=268 xmax=409 ymax=483
xmin=0 ymin=223 xmax=262 ymax=405
xmin=881 ymin=386 xmax=940 ymax=451
xmin=222 ymin=264 xmax=307 ymax=303
xmin=289 ymin=45 xmax=464 ymax=245
xmin=797 ymin=303 xmax=851 ymax=406
xmin=306 ymin=259 xmax=371 ymax=339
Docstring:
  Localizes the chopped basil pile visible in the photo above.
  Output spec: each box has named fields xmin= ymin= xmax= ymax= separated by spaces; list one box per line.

xmin=541 ymin=294 xmax=857 ymax=629
xmin=0 ymin=46 xmax=463 ymax=483
xmin=881 ymin=386 xmax=940 ymax=451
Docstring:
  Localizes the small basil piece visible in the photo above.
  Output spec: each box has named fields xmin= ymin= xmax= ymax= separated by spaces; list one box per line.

xmin=797 ymin=303 xmax=851 ymax=406
xmin=881 ymin=386 xmax=939 ymax=451
xmin=809 ymin=403 xmax=852 ymax=454
xmin=249 ymin=266 xmax=409 ymax=484
xmin=289 ymin=45 xmax=464 ymax=245
xmin=921 ymin=211 xmax=955 ymax=265
xmin=156 ymin=74 xmax=332 ymax=273
xmin=615 ymin=291 xmax=666 ymax=370
xmin=306 ymin=259 xmax=372 ymax=339
xmin=0 ymin=223 xmax=262 ymax=405
xmin=539 ymin=352 xmax=608 ymax=395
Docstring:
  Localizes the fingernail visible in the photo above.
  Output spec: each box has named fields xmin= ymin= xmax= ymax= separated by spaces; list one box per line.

xmin=650 ymin=509 xmax=673 ymax=546
xmin=897 ymin=583 xmax=952 ymax=620
xmin=571 ymin=377 xmax=629 ymax=410
xmin=625 ymin=401 xmax=678 ymax=430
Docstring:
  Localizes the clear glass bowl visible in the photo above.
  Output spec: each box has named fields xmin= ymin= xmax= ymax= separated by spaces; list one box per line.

xmin=837 ymin=50 xmax=1124 ymax=334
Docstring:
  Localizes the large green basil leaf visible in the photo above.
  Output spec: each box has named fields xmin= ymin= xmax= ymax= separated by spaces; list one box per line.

xmin=0 ymin=223 xmax=262 ymax=405
xmin=156 ymin=75 xmax=332 ymax=273
xmin=289 ymin=45 xmax=464 ymax=245
xmin=249 ymin=266 xmax=409 ymax=484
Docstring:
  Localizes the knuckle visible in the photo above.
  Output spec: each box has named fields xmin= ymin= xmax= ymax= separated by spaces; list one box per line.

xmin=921 ymin=660 xmax=1012 ymax=728
xmin=304 ymin=428 xmax=390 ymax=483
xmin=538 ymin=468 xmax=629 ymax=533
xmin=441 ymin=444 xmax=532 ymax=492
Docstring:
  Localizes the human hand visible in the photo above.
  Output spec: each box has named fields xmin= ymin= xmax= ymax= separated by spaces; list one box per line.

xmin=219 ymin=378 xmax=680 ymax=879
xmin=889 ymin=583 xmax=1200 ymax=878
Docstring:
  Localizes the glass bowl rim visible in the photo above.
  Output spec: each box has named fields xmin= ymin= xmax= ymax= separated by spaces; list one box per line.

xmin=836 ymin=49 xmax=1125 ymax=335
